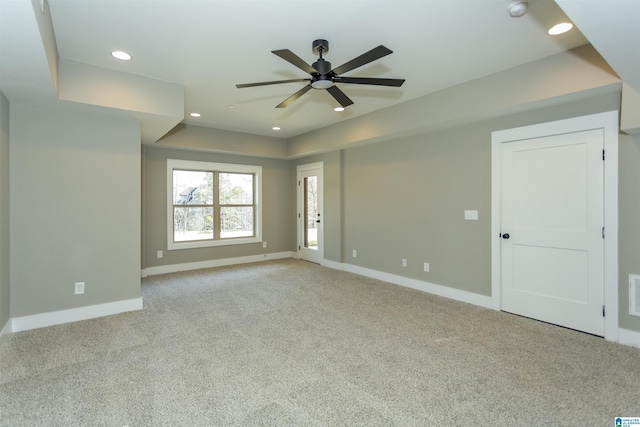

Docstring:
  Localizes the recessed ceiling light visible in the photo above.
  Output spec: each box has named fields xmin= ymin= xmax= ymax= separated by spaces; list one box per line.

xmin=272 ymin=126 xmax=281 ymax=131
xmin=334 ymin=107 xmax=345 ymax=112
xmin=110 ymin=50 xmax=132 ymax=61
xmin=189 ymin=112 xmax=201 ymax=118
xmin=548 ymin=22 xmax=573 ymax=35
xmin=228 ymin=105 xmax=235 ymax=109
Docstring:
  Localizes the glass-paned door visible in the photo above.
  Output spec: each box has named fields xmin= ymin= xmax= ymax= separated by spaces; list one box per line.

xmin=297 ymin=162 xmax=323 ymax=264
xmin=303 ymin=175 xmax=318 ymax=250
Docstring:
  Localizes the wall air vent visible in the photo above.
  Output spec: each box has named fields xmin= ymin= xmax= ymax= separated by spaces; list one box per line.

xmin=630 ymin=274 xmax=640 ymax=317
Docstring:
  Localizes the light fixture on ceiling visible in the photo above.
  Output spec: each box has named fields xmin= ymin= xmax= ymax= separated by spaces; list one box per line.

xmin=311 ymin=78 xmax=334 ymax=90
xmin=334 ymin=107 xmax=345 ymax=112
xmin=110 ymin=50 xmax=132 ymax=61
xmin=272 ymin=126 xmax=281 ymax=131
xmin=548 ymin=22 xmax=573 ymax=35
xmin=508 ymin=2 xmax=528 ymax=18
xmin=189 ymin=112 xmax=201 ymax=118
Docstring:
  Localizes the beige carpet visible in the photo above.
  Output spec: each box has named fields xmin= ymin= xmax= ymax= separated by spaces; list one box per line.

xmin=1 ymin=259 xmax=639 ymax=425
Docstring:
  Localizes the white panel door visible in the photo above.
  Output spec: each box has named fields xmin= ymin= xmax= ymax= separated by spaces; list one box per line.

xmin=297 ymin=162 xmax=323 ymax=264
xmin=501 ymin=129 xmax=604 ymax=336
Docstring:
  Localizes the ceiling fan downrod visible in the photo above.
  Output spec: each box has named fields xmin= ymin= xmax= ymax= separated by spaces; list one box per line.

xmin=311 ymin=39 xmax=333 ymax=89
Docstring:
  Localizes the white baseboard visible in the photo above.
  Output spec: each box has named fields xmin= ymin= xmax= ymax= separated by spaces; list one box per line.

xmin=618 ymin=328 xmax=640 ymax=348
xmin=321 ymin=259 xmax=344 ymax=271
xmin=142 ymin=251 xmax=295 ymax=278
xmin=328 ymin=262 xmax=496 ymax=310
xmin=11 ymin=297 xmax=143 ymax=333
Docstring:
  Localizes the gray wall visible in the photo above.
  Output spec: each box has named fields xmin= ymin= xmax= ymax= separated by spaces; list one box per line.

xmin=10 ymin=103 xmax=141 ymax=317
xmin=142 ymin=146 xmax=293 ymax=269
xmin=342 ymin=123 xmax=491 ymax=295
xmin=0 ymin=91 xmax=9 ymax=330
xmin=619 ymin=133 xmax=640 ymax=332
xmin=293 ymin=92 xmax=640 ymax=330
xmin=338 ymin=93 xmax=621 ymax=294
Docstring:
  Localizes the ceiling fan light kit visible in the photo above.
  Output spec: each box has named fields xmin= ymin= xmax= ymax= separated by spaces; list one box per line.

xmin=311 ymin=79 xmax=334 ymax=90
xmin=236 ymin=39 xmax=405 ymax=109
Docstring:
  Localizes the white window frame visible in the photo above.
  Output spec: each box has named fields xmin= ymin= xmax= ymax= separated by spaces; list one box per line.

xmin=167 ymin=159 xmax=262 ymax=250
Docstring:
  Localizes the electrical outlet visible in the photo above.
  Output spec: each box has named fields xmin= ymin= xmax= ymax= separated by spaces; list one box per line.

xmin=402 ymin=259 xmax=407 ymax=267
xmin=157 ymin=250 xmax=163 ymax=259
xmin=464 ymin=210 xmax=479 ymax=220
xmin=74 ymin=282 xmax=85 ymax=295
xmin=352 ymin=249 xmax=357 ymax=258
xmin=424 ymin=262 xmax=430 ymax=272
xmin=262 ymin=241 xmax=267 ymax=248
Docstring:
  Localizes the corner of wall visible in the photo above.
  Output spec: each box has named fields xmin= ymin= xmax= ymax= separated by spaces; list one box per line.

xmin=0 ymin=318 xmax=12 ymax=341
xmin=0 ymin=90 xmax=10 ymax=334
xmin=618 ymin=328 xmax=640 ymax=349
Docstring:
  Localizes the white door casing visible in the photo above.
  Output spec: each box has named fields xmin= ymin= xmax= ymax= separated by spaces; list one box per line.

xmin=297 ymin=162 xmax=323 ymax=264
xmin=491 ymin=111 xmax=619 ymax=341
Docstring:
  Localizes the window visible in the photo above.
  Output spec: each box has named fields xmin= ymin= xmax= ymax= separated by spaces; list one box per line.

xmin=167 ymin=159 xmax=261 ymax=249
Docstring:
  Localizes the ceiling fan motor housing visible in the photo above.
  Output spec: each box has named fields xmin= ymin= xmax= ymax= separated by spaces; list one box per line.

xmin=312 ymin=59 xmax=332 ymax=75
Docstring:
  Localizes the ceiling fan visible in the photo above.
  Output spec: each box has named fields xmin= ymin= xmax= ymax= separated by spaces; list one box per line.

xmin=236 ymin=39 xmax=405 ymax=109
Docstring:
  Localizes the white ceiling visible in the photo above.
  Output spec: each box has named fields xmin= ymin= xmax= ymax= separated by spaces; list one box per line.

xmin=2 ymin=0 xmax=592 ymax=140
xmin=555 ymin=0 xmax=640 ymax=91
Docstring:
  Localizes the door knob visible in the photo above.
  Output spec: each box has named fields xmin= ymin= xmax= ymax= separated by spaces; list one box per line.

xmin=502 ymin=233 xmax=510 ymax=239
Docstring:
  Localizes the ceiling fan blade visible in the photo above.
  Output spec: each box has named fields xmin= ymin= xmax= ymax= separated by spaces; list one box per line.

xmin=331 ymin=45 xmax=393 ymax=76
xmin=236 ymin=78 xmax=310 ymax=88
xmin=272 ymin=49 xmax=316 ymax=74
xmin=335 ymin=77 xmax=405 ymax=87
xmin=326 ymin=85 xmax=354 ymax=108
xmin=276 ymin=84 xmax=312 ymax=108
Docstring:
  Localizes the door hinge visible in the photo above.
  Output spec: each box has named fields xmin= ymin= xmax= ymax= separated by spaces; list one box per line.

xmin=298 ymin=245 xmax=301 ymax=250
xmin=298 ymin=212 xmax=301 ymax=218
xmin=298 ymin=180 xmax=301 ymax=186
xmin=602 ymin=149 xmax=605 ymax=161
xmin=602 ymin=305 xmax=605 ymax=317
xmin=602 ymin=227 xmax=605 ymax=239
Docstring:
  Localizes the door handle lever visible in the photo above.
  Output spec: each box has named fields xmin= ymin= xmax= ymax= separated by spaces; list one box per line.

xmin=502 ymin=233 xmax=510 ymax=239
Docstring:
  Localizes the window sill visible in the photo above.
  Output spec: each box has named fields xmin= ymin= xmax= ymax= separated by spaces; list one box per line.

xmin=168 ymin=236 xmax=261 ymax=250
